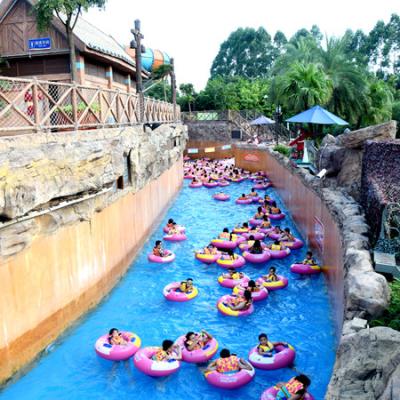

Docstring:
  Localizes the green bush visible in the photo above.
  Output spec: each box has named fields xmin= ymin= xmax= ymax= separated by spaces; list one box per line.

xmin=273 ymin=144 xmax=291 ymax=157
xmin=370 ymin=279 xmax=400 ymax=331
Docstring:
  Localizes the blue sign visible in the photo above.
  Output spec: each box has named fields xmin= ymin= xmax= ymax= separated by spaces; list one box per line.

xmin=28 ymin=38 xmax=51 ymax=50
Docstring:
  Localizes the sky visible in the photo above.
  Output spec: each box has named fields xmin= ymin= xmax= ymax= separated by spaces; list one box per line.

xmin=84 ymin=0 xmax=400 ymax=91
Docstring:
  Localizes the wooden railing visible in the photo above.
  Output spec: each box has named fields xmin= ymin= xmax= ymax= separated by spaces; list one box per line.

xmin=0 ymin=76 xmax=180 ymax=134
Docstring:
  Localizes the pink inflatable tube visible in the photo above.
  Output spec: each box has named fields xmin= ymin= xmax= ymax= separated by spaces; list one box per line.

xmin=147 ymin=250 xmax=175 ymax=263
xmin=259 ymin=199 xmax=274 ymax=205
xmin=257 ymin=275 xmax=288 ymax=291
xmin=261 ymin=386 xmax=314 ymax=400
xmin=290 ymin=263 xmax=321 ymax=275
xmin=259 ymin=227 xmax=274 ymax=234
xmin=217 ymin=295 xmax=254 ymax=317
xmin=249 ymin=218 xmax=263 ymax=226
xmin=204 ymin=182 xmax=219 ymax=188
xmin=184 ymin=174 xmax=194 ymax=180
xmin=176 ymin=336 xmax=219 ymax=363
xmin=266 ymin=232 xmax=281 ymax=240
xmin=242 ymin=250 xmax=271 ymax=264
xmin=95 ymin=332 xmax=141 ymax=361
xmin=163 ymin=282 xmax=198 ymax=302
xmin=219 ymin=181 xmax=230 ymax=187
xmin=211 ymin=239 xmax=238 ymax=250
xmin=268 ymin=213 xmax=285 ymax=220
xmin=204 ymin=365 xmax=255 ymax=389
xmin=254 ymin=183 xmax=269 ymax=190
xmin=235 ymin=198 xmax=253 ymax=205
xmin=163 ymin=233 xmax=187 ymax=242
xmin=233 ymin=285 xmax=269 ymax=302
xmin=233 ymin=227 xmax=249 ymax=234
xmin=213 ymin=193 xmax=230 ymax=201
xmin=251 ymin=196 xmax=261 ymax=203
xmin=248 ymin=344 xmax=295 ymax=370
xmin=217 ymin=255 xmax=246 ymax=269
xmin=195 ymin=251 xmax=221 ymax=264
xmin=231 ymin=177 xmax=246 ymax=183
xmin=282 ymin=238 xmax=304 ymax=250
xmin=243 ymin=232 xmax=265 ymax=240
xmin=189 ymin=182 xmax=203 ymax=188
xmin=163 ymin=225 xmax=185 ymax=234
xmin=218 ymin=273 xmax=250 ymax=288
xmin=133 ymin=347 xmax=181 ymax=377
xmin=269 ymin=248 xmax=291 ymax=259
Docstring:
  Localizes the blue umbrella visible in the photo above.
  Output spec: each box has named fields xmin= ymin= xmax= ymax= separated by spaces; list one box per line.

xmin=286 ymin=105 xmax=348 ymax=125
xmin=250 ymin=115 xmax=275 ymax=125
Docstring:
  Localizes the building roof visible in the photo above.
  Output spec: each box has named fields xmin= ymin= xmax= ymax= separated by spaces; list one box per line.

xmin=0 ymin=0 xmax=136 ymax=69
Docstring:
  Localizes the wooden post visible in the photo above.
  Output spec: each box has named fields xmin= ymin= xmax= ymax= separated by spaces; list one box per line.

xmin=131 ymin=20 xmax=144 ymax=123
xmin=72 ymin=83 xmax=78 ymax=130
xmin=76 ymin=54 xmax=85 ymax=85
xmin=170 ymin=58 xmax=177 ymax=121
xmin=106 ymin=66 xmax=113 ymax=89
xmin=32 ymin=79 xmax=40 ymax=131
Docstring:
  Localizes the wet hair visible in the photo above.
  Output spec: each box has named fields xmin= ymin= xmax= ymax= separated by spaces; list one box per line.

xmin=271 ymin=201 xmax=277 ymax=207
xmin=186 ymin=278 xmax=193 ymax=282
xmin=162 ymin=340 xmax=174 ymax=351
xmin=253 ymin=240 xmax=261 ymax=248
xmin=263 ymin=215 xmax=269 ymax=221
xmin=243 ymin=290 xmax=252 ymax=301
xmin=248 ymin=280 xmax=256 ymax=288
xmin=243 ymin=222 xmax=249 ymax=228
xmin=257 ymin=206 xmax=262 ymax=213
xmin=307 ymin=251 xmax=313 ymax=257
xmin=223 ymin=228 xmax=229 ymax=233
xmin=109 ymin=328 xmax=118 ymax=336
xmin=228 ymin=268 xmax=235 ymax=272
xmin=249 ymin=235 xmax=255 ymax=241
xmin=185 ymin=331 xmax=195 ymax=341
xmin=251 ymin=187 xmax=255 ymax=191
xmin=227 ymin=249 xmax=234 ymax=256
xmin=274 ymin=240 xmax=280 ymax=245
xmin=242 ymin=193 xmax=246 ymax=197
xmin=296 ymin=374 xmax=311 ymax=387
xmin=220 ymin=348 xmax=231 ymax=358
xmin=258 ymin=333 xmax=267 ymax=340
xmin=269 ymin=266 xmax=276 ymax=272
xmin=155 ymin=240 xmax=162 ymax=246
xmin=284 ymin=228 xmax=291 ymax=233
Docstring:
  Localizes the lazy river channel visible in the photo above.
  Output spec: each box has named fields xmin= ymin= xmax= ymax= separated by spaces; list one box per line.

xmin=0 ymin=175 xmax=336 ymax=400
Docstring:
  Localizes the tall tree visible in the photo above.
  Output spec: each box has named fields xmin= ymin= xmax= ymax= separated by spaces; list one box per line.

xmin=179 ymin=83 xmax=197 ymax=112
xmin=210 ymin=27 xmax=275 ymax=78
xmin=34 ymin=0 xmax=106 ymax=82
xmin=272 ymin=62 xmax=332 ymax=113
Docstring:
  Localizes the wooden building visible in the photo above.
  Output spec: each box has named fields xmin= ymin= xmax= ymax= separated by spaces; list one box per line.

xmin=0 ymin=0 xmax=147 ymax=91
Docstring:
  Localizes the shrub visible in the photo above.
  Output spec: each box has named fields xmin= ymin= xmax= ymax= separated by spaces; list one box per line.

xmin=370 ymin=279 xmax=400 ymax=331
xmin=273 ymin=144 xmax=291 ymax=157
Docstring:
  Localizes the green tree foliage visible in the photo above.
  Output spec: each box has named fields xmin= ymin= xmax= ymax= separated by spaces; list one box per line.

xmin=145 ymin=81 xmax=172 ymax=102
xmin=179 ymin=83 xmax=197 ymax=112
xmin=33 ymin=0 xmax=106 ymax=81
xmin=210 ymin=27 xmax=275 ymax=78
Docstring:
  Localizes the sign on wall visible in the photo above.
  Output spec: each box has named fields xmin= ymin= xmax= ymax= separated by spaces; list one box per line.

xmin=28 ymin=38 xmax=51 ymax=50
xmin=244 ymin=153 xmax=260 ymax=162
xmin=314 ymin=216 xmax=324 ymax=253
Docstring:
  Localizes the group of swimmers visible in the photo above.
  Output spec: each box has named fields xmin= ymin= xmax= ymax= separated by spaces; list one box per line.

xmin=107 ymin=327 xmax=311 ymax=399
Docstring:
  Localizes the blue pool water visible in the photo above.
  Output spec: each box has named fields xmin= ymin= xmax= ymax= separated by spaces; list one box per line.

xmin=0 ymin=178 xmax=336 ymax=400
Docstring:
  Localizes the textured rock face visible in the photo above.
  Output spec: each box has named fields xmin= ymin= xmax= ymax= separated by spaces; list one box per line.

xmin=0 ymin=124 xmax=187 ymax=259
xmin=326 ymin=327 xmax=400 ymax=400
xmin=360 ymin=140 xmax=400 ymax=243
xmin=336 ymin=121 xmax=397 ymax=149
xmin=185 ymin=120 xmax=233 ymax=142
xmin=317 ymin=121 xmax=397 ymax=201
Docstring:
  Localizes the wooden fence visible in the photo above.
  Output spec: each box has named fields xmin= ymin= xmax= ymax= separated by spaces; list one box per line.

xmin=0 ymin=76 xmax=180 ymax=134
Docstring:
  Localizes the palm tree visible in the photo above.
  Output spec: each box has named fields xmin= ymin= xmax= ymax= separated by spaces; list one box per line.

xmin=273 ymin=62 xmax=332 ymax=113
xmin=319 ymin=37 xmax=369 ymax=125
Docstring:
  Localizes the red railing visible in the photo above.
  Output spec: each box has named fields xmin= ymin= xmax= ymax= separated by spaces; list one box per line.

xmin=0 ymin=76 xmax=180 ymax=134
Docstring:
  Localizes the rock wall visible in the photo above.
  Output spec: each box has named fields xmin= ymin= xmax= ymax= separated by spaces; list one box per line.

xmin=360 ymin=140 xmax=400 ymax=244
xmin=184 ymin=120 xmax=234 ymax=142
xmin=318 ymin=121 xmax=397 ymax=201
xmin=0 ymin=124 xmax=188 ymax=260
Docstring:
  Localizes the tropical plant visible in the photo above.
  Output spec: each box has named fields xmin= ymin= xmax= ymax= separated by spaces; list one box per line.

xmin=272 ymin=62 xmax=332 ymax=113
xmin=179 ymin=83 xmax=197 ymax=112
xmin=273 ymin=144 xmax=291 ymax=157
xmin=33 ymin=0 xmax=107 ymax=82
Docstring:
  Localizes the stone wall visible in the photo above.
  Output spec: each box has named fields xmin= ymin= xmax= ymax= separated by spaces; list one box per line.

xmin=234 ymin=143 xmax=394 ymax=399
xmin=0 ymin=123 xmax=187 ymax=260
xmin=360 ymin=140 xmax=400 ymax=244
xmin=0 ymin=124 xmax=187 ymax=383
xmin=184 ymin=120 xmax=234 ymax=142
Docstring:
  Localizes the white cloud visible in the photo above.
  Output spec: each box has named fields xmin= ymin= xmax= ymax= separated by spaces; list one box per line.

xmin=85 ymin=0 xmax=399 ymax=91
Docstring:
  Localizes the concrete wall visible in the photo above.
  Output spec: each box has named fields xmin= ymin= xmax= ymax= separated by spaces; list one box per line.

xmin=186 ymin=140 xmax=235 ymax=159
xmin=234 ymin=145 xmax=345 ymax=329
xmin=0 ymin=159 xmax=183 ymax=383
